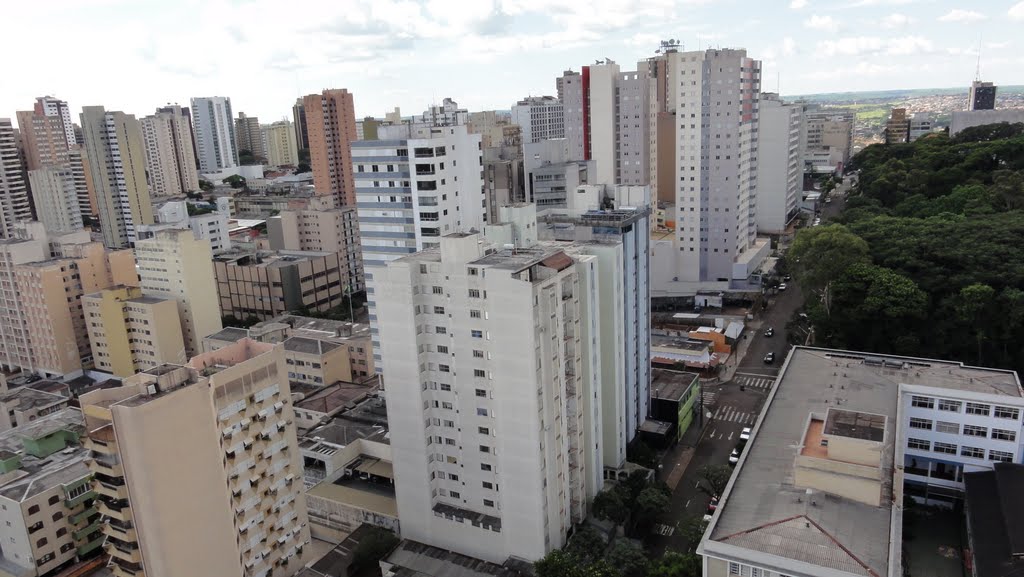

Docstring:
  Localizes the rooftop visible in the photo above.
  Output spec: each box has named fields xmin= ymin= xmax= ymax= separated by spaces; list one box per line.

xmin=308 ymin=476 xmax=397 ymax=518
xmin=213 ymin=249 xmax=335 ymax=268
xmin=964 ymin=463 xmax=1024 ymax=577
xmin=0 ymin=387 xmax=67 ymax=410
xmin=284 ymin=336 xmax=342 ymax=355
xmin=650 ymin=368 xmax=699 ymax=402
xmin=295 ymin=382 xmax=377 ymax=416
xmin=270 ymin=315 xmax=370 ymax=340
xmin=0 ymin=408 xmax=89 ymax=502
xmin=127 ymin=294 xmax=169 ymax=305
xmin=303 ymin=414 xmax=388 ymax=446
xmin=384 ymin=539 xmax=524 ymax=577
xmin=205 ymin=326 xmax=250 ymax=344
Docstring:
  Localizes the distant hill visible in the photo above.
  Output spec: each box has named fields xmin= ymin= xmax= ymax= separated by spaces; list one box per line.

xmin=786 ymin=85 xmax=1024 ymax=104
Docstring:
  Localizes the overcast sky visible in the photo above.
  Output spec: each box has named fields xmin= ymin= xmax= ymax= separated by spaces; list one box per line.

xmin=3 ymin=0 xmax=1023 ymax=126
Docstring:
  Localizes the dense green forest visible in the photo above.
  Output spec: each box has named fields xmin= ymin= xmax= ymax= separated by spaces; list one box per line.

xmin=790 ymin=123 xmax=1024 ymax=373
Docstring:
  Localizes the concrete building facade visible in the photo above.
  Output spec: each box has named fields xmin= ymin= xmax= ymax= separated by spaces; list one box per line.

xmin=266 ymin=195 xmax=363 ymax=294
xmin=755 ymin=94 xmax=802 ymax=234
xmin=80 ymin=107 xmax=154 ymax=248
xmin=82 ymin=285 xmax=186 ymax=376
xmin=292 ymin=98 xmax=308 ymax=151
xmin=140 ymin=107 xmax=200 ymax=197
xmin=950 ymin=109 xmax=1024 ymax=136
xmin=27 ymin=166 xmax=84 ymax=232
xmin=510 ymin=96 xmax=564 ymax=144
xmin=304 ymin=89 xmax=357 ymax=206
xmin=0 ymin=118 xmax=33 ymax=237
xmin=214 ymin=249 xmax=348 ymax=321
xmin=969 ymin=80 xmax=996 ymax=111
xmin=235 ymin=112 xmax=265 ymax=160
xmin=135 ymin=228 xmax=221 ymax=356
xmin=375 ymin=234 xmax=599 ymax=563
xmin=262 ymin=121 xmax=300 ymax=168
xmin=190 ymin=96 xmax=238 ymax=173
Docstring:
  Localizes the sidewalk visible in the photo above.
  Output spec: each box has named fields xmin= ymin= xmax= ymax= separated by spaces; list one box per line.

xmin=661 ymin=409 xmax=713 ymax=490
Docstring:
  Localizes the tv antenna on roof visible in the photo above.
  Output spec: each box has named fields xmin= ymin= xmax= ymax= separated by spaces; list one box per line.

xmin=974 ymin=33 xmax=983 ymax=81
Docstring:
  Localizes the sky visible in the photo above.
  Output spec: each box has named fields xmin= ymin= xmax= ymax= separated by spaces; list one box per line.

xmin=3 ymin=0 xmax=1024 ymax=126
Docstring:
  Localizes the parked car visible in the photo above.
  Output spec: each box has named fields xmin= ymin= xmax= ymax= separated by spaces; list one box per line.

xmin=764 ymin=327 xmax=774 ymax=337
xmin=778 ymin=283 xmax=788 ymax=291
xmin=783 ymin=275 xmax=791 ymax=281
xmin=764 ymin=352 xmax=775 ymax=364
xmin=740 ymin=427 xmax=751 ymax=443
xmin=707 ymin=496 xmax=720 ymax=515
xmin=728 ymin=448 xmax=740 ymax=466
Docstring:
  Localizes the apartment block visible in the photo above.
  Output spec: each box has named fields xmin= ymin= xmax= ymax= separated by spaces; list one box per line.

xmin=214 ymin=249 xmax=348 ymax=321
xmin=135 ymin=228 xmax=221 ymax=356
xmin=303 ymin=89 xmax=357 ymax=206
xmin=82 ymin=285 xmax=186 ymax=377
xmin=800 ymin=104 xmax=854 ymax=172
xmin=292 ymin=99 xmax=308 ymax=151
xmin=950 ymin=109 xmax=1024 ymax=136
xmin=0 ymin=118 xmax=32 ymax=237
xmin=969 ymin=80 xmax=997 ymax=111
xmin=16 ymin=97 xmax=76 ymax=171
xmin=884 ymin=107 xmax=910 ymax=144
xmin=191 ymin=96 xmax=238 ymax=173
xmin=80 ymin=339 xmax=310 ymax=577
xmin=235 ymin=112 xmax=265 ymax=159
xmin=909 ymin=112 xmax=934 ymax=142
xmin=262 ymin=121 xmax=300 ymax=167
xmin=755 ymin=94 xmax=802 ymax=234
xmin=140 ymin=106 xmax=201 ymax=197
xmin=266 ymin=194 xmax=363 ymax=293
xmin=0 ymin=409 xmax=103 ymax=577
xmin=699 ymin=347 xmax=1023 ymax=577
xmin=525 ymin=138 xmax=594 ymax=209
xmin=510 ymin=96 xmax=564 ymax=144
xmin=467 ymin=110 xmax=511 ymax=149
xmin=0 ymin=387 xmax=69 ymax=431
xmin=375 ymin=233 xmax=600 ymax=563
xmin=80 ymin=107 xmax=154 ymax=248
xmin=27 ymin=166 xmax=84 ymax=232
xmin=482 ymin=145 xmax=525 ymax=223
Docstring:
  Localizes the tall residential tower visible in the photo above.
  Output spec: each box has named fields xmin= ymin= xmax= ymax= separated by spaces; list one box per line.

xmin=191 ymin=96 xmax=238 ymax=173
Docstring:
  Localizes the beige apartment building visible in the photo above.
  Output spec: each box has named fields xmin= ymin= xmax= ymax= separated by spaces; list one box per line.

xmin=267 ymin=195 xmax=363 ymax=293
xmin=0 ymin=409 xmax=103 ymax=577
xmin=82 ymin=285 xmax=185 ymax=377
xmin=80 ymin=106 xmax=154 ymax=248
xmin=262 ymin=120 xmax=299 ymax=167
xmin=0 ymin=223 xmax=138 ymax=377
xmin=80 ymin=339 xmax=311 ymax=577
xmin=135 ymin=228 xmax=221 ymax=356
xmin=27 ymin=166 xmax=83 ymax=232
xmin=303 ymin=89 xmax=357 ymax=206
xmin=0 ymin=387 xmax=69 ymax=431
xmin=235 ymin=112 xmax=265 ymax=159
xmin=214 ymin=249 xmax=347 ymax=321
xmin=140 ymin=107 xmax=201 ymax=197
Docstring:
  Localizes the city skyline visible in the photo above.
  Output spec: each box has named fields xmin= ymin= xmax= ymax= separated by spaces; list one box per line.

xmin=3 ymin=0 xmax=1024 ymax=125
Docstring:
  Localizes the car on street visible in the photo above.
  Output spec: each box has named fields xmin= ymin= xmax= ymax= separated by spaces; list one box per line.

xmin=703 ymin=513 xmax=714 ymax=523
xmin=740 ymin=427 xmax=751 ymax=443
xmin=778 ymin=283 xmax=788 ymax=291
xmin=728 ymin=448 xmax=740 ymax=466
xmin=764 ymin=327 xmax=774 ymax=337
xmin=764 ymin=352 xmax=775 ymax=364
xmin=783 ymin=275 xmax=791 ymax=281
xmin=707 ymin=496 xmax=719 ymax=515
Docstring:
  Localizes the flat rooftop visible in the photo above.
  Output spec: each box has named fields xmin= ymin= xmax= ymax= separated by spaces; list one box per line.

xmin=384 ymin=539 xmax=524 ymax=577
xmin=269 ymin=315 xmax=371 ymax=340
xmin=0 ymin=387 xmax=67 ymax=410
xmin=303 ymin=415 xmax=388 ymax=446
xmin=295 ymin=382 xmax=376 ymax=415
xmin=284 ymin=336 xmax=342 ymax=355
xmin=0 ymin=408 xmax=89 ymax=502
xmin=307 ymin=476 xmax=397 ymax=518
xmin=650 ymin=368 xmax=699 ymax=402
xmin=205 ymin=326 xmax=250 ymax=343
xmin=213 ymin=249 xmax=334 ymax=267
xmin=704 ymin=347 xmax=1023 ymax=577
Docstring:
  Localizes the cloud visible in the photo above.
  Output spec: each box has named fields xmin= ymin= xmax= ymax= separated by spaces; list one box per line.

xmin=847 ymin=0 xmax=915 ymax=6
xmin=937 ymin=9 xmax=986 ymax=22
xmin=881 ymin=13 xmax=912 ymax=28
xmin=804 ymin=14 xmax=839 ymax=32
xmin=1010 ymin=2 xmax=1024 ymax=21
xmin=782 ymin=36 xmax=797 ymax=56
xmin=790 ymin=0 xmax=807 ymax=8
xmin=886 ymin=35 xmax=932 ymax=55
xmin=815 ymin=60 xmax=898 ymax=80
xmin=815 ymin=35 xmax=933 ymax=57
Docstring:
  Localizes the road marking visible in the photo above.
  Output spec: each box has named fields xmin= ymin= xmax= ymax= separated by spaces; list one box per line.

xmin=685 ymin=499 xmax=691 ymax=508
xmin=728 ymin=432 xmax=734 ymax=440
xmin=735 ymin=370 xmax=778 ymax=378
xmin=709 ymin=429 xmax=716 ymax=438
xmin=695 ymin=481 xmax=700 ymax=488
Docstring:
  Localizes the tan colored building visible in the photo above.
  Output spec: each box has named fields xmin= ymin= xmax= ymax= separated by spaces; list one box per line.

xmin=282 ymin=337 xmax=350 ymax=387
xmin=262 ymin=120 xmax=299 ymax=167
xmin=27 ymin=166 xmax=83 ymax=232
xmin=0 ymin=409 xmax=103 ymax=577
xmin=266 ymin=195 xmax=363 ymax=293
xmin=885 ymin=107 xmax=910 ymax=144
xmin=214 ymin=249 xmax=347 ymax=321
xmin=235 ymin=112 xmax=265 ymax=160
xmin=80 ymin=106 xmax=154 ymax=248
xmin=303 ymin=89 xmax=357 ymax=206
xmin=140 ymin=107 xmax=201 ymax=197
xmin=135 ymin=228 xmax=222 ymax=356
xmin=82 ymin=285 xmax=186 ymax=377
xmin=80 ymin=339 xmax=311 ymax=577
xmin=16 ymin=99 xmax=96 ymax=219
xmin=0 ymin=387 xmax=69 ymax=431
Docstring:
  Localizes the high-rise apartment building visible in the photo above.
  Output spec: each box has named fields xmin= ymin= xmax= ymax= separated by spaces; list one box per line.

xmin=140 ymin=106 xmax=201 ymax=197
xmin=262 ymin=120 xmax=300 ymax=167
xmin=27 ymin=166 xmax=84 ymax=232
xmin=190 ymin=96 xmax=238 ymax=172
xmin=235 ymin=112 xmax=265 ymax=160
xmin=80 ymin=106 xmax=154 ymax=247
xmin=909 ymin=112 xmax=934 ymax=142
xmin=511 ymin=96 xmax=565 ymax=144
xmin=135 ymin=228 xmax=221 ymax=356
xmin=266 ymin=194 xmax=363 ymax=293
xmin=800 ymin=104 xmax=854 ymax=171
xmin=303 ymin=89 xmax=357 ymax=206
xmin=885 ymin=107 xmax=910 ymax=144
xmin=353 ymin=124 xmax=486 ymax=370
xmin=969 ymin=80 xmax=997 ymax=111
xmin=375 ymin=233 xmax=600 ymax=563
xmin=81 ymin=339 xmax=311 ymax=577
xmin=756 ymin=94 xmax=802 ymax=234
xmin=0 ymin=119 xmax=32 ymax=237
xmin=646 ymin=48 xmax=767 ymax=288
xmin=292 ymin=98 xmax=309 ymax=151
xmin=82 ymin=285 xmax=186 ymax=376
xmin=35 ymin=96 xmax=76 ymax=147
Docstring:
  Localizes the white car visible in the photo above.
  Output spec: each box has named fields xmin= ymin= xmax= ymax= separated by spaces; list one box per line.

xmin=728 ymin=448 xmax=740 ymax=466
xmin=740 ymin=427 xmax=751 ymax=442
xmin=778 ymin=283 xmax=788 ymax=291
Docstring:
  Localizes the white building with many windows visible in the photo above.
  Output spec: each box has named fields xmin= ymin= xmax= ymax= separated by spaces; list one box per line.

xmin=374 ymin=233 xmax=601 ymax=563
xmin=511 ymin=96 xmax=564 ymax=145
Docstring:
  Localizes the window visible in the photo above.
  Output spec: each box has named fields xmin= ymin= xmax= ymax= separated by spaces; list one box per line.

xmin=471 ymin=330 xmax=483 ymax=338
xmin=964 ymin=425 xmax=988 ymax=438
xmin=60 ymin=542 xmax=74 ymax=554
xmin=475 ymin=388 xmax=486 ymax=397
xmin=440 ymin=383 xmax=451 ymax=391
xmin=482 ymin=481 xmax=493 ymax=489
xmin=432 ymin=286 xmax=443 ymax=294
xmin=474 ymin=369 xmax=486 ymax=378
xmin=483 ymin=499 xmax=495 ymax=507
xmin=480 ymin=445 xmax=490 ymax=453
xmin=420 ymin=264 xmax=427 ymax=273
xmin=439 ymin=364 xmax=450 ymax=372
xmin=468 ymin=267 xmax=479 ymax=276
xmin=36 ymin=538 xmax=47 ymax=548
xmin=936 ymin=421 xmax=959 ymax=434
xmin=911 ymin=396 xmax=934 ymax=409
xmin=56 ymin=527 xmax=67 ymax=537
xmin=934 ymin=442 xmax=957 ymax=454
xmin=478 ymin=427 xmax=489 ymax=435
xmin=434 ymin=306 xmax=445 ymax=314
xmin=477 ymin=408 xmax=488 ymax=416
xmin=908 ymin=438 xmax=930 ymax=451
xmin=960 ymin=446 xmax=985 ymax=459
xmin=444 ymin=420 xmax=455 ymax=427
xmin=437 ymin=345 xmax=449 ymax=354
xmin=435 ymin=326 xmax=447 ymax=335
xmin=481 ymin=463 xmax=492 ymax=471
xmin=473 ymin=350 xmax=484 ymax=358
xmin=938 ymin=399 xmax=961 ymax=412
xmin=993 ymin=429 xmax=1017 ymax=442
xmin=444 ymin=438 xmax=456 ymax=446
xmin=995 ymin=406 xmax=1020 ymax=420
xmin=449 ymin=473 xmax=459 ymax=481
xmin=909 ymin=417 xmax=932 ymax=430
xmin=47 ymin=495 xmax=59 ymax=506
xmin=729 ymin=563 xmax=740 ymax=576
xmin=36 ymin=553 xmax=54 ymax=566
xmin=989 ymin=450 xmax=1014 ymax=463
xmin=51 ymin=512 xmax=62 ymax=522
xmin=468 ymin=289 xmax=481 ymax=298
xmin=470 ymin=309 xmax=482 ymax=319
xmin=966 ymin=402 xmax=991 ymax=416
xmin=449 ymin=491 xmax=461 ymax=499
xmin=442 ymin=402 xmax=453 ymax=410
xmin=27 ymin=505 xmax=39 ymax=515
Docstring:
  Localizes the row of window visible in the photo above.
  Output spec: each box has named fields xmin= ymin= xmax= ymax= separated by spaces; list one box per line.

xmin=906 ymin=438 xmax=1013 ymax=462
xmin=910 ymin=395 xmax=1020 ymax=420
xmin=908 ymin=417 xmax=1017 ymax=441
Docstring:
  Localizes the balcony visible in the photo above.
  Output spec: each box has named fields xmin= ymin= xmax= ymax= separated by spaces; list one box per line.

xmin=88 ymin=457 xmax=124 ymax=477
xmin=84 ymin=436 xmax=118 ymax=456
xmin=70 ymin=506 xmax=98 ymax=525
xmin=65 ymin=489 xmax=97 ymax=508
xmin=76 ymin=532 xmax=105 ymax=557
xmin=108 ymin=539 xmax=143 ymax=564
xmin=111 ymin=563 xmax=145 ymax=577
xmin=73 ymin=519 xmax=104 ymax=541
xmin=104 ymin=519 xmax=138 ymax=542
xmin=96 ymin=479 xmax=129 ymax=500
xmin=97 ymin=500 xmax=132 ymax=523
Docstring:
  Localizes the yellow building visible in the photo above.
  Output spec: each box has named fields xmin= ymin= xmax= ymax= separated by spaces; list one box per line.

xmin=262 ymin=120 xmax=299 ymax=167
xmin=266 ymin=195 xmax=363 ymax=294
xmin=80 ymin=339 xmax=311 ymax=577
xmin=82 ymin=286 xmax=186 ymax=377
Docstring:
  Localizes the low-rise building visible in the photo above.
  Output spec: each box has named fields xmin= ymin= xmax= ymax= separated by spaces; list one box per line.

xmin=266 ymin=195 xmax=363 ymax=293
xmin=0 ymin=388 xmax=69 ymax=432
xmin=648 ymin=369 xmax=701 ymax=443
xmin=214 ymin=249 xmax=348 ymax=321
xmin=292 ymin=381 xmax=377 ymax=429
xmin=82 ymin=285 xmax=186 ymax=377
xmin=950 ymin=109 xmax=1024 ymax=136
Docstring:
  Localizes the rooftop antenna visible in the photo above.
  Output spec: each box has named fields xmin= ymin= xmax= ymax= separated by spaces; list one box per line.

xmin=974 ymin=32 xmax=983 ymax=81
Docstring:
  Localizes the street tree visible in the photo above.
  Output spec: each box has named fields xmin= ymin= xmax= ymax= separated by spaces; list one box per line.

xmin=696 ymin=465 xmax=732 ymax=498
